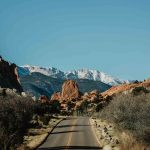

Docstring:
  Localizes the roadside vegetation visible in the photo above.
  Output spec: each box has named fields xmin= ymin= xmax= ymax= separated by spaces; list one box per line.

xmin=0 ymin=91 xmax=61 ymax=150
xmin=0 ymin=94 xmax=34 ymax=150
xmin=1 ymin=84 xmax=150 ymax=149
xmin=98 ymin=88 xmax=150 ymax=148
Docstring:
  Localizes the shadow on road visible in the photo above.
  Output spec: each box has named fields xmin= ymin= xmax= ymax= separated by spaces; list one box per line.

xmin=38 ymin=146 xmax=101 ymax=149
xmin=64 ymin=117 xmax=77 ymax=120
xmin=51 ymin=130 xmax=83 ymax=134
xmin=56 ymin=124 xmax=90 ymax=128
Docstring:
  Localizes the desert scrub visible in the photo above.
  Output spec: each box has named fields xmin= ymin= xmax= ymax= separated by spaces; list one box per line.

xmin=0 ymin=94 xmax=34 ymax=150
xmin=99 ymin=93 xmax=150 ymax=144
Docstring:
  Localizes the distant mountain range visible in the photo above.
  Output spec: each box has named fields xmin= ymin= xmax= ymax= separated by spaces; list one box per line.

xmin=18 ymin=65 xmax=129 ymax=86
xmin=17 ymin=65 xmax=130 ymax=98
xmin=0 ymin=55 xmax=134 ymax=99
xmin=20 ymin=72 xmax=111 ymax=98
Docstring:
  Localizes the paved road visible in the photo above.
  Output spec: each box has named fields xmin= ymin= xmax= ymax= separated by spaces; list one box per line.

xmin=38 ymin=117 xmax=101 ymax=150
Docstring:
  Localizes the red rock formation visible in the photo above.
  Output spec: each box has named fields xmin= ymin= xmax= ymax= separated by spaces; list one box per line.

xmin=0 ymin=56 xmax=23 ymax=92
xmin=51 ymin=92 xmax=61 ymax=100
xmin=102 ymin=80 xmax=150 ymax=97
xmin=61 ymin=80 xmax=80 ymax=100
xmin=82 ymin=90 xmax=102 ymax=102
xmin=50 ymin=80 xmax=81 ymax=102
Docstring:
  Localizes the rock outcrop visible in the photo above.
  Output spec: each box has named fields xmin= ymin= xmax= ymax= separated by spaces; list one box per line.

xmin=50 ymin=80 xmax=81 ymax=101
xmin=61 ymin=80 xmax=80 ymax=100
xmin=51 ymin=92 xmax=61 ymax=101
xmin=82 ymin=90 xmax=103 ymax=102
xmin=0 ymin=56 xmax=23 ymax=92
xmin=102 ymin=79 xmax=150 ymax=97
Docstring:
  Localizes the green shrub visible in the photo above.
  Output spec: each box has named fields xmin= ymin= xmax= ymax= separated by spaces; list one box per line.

xmin=132 ymin=86 xmax=149 ymax=95
xmin=49 ymin=100 xmax=60 ymax=114
xmin=39 ymin=115 xmax=51 ymax=125
xmin=60 ymin=110 xmax=69 ymax=116
xmin=96 ymin=101 xmax=106 ymax=112
xmin=34 ymin=102 xmax=51 ymax=116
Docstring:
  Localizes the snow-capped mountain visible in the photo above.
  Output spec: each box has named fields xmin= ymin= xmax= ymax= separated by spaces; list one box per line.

xmin=18 ymin=65 xmax=65 ymax=79
xmin=65 ymin=69 xmax=127 ymax=85
xmin=18 ymin=65 xmax=128 ymax=86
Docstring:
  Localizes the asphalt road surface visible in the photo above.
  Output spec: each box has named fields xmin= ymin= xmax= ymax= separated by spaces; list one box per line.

xmin=38 ymin=117 xmax=101 ymax=150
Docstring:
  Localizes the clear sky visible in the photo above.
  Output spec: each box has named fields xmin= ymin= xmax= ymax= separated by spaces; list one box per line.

xmin=0 ymin=0 xmax=150 ymax=80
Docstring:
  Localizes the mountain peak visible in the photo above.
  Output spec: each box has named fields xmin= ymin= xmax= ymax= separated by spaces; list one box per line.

xmin=18 ymin=65 xmax=128 ymax=86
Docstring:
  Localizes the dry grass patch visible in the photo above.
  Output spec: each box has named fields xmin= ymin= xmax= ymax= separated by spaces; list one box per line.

xmin=25 ymin=133 xmax=48 ymax=149
xmin=120 ymin=132 xmax=150 ymax=150
xmin=99 ymin=92 xmax=150 ymax=149
xmin=21 ymin=117 xmax=62 ymax=150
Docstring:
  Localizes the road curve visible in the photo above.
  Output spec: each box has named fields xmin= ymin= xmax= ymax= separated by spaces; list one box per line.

xmin=37 ymin=117 xmax=101 ymax=150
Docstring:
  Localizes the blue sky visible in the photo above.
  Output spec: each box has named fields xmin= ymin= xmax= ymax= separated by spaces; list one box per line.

xmin=0 ymin=0 xmax=150 ymax=80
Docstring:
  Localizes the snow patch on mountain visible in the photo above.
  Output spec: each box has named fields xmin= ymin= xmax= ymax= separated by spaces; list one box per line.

xmin=18 ymin=65 xmax=129 ymax=86
xmin=19 ymin=65 xmax=65 ymax=78
xmin=65 ymin=69 xmax=124 ymax=85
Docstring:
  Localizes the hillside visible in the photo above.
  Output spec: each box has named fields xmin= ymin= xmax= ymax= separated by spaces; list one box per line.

xmin=102 ymin=79 xmax=150 ymax=97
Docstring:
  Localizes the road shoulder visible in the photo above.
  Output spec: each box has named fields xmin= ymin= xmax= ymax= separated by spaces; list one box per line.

xmin=90 ymin=118 xmax=120 ymax=150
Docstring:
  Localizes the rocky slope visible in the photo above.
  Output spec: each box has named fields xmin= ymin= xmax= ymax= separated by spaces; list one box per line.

xmin=102 ymin=79 xmax=150 ymax=97
xmin=0 ymin=56 xmax=23 ymax=92
xmin=18 ymin=65 xmax=129 ymax=86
